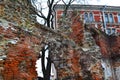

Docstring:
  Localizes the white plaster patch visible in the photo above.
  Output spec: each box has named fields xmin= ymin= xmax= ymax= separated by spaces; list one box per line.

xmin=0 ymin=19 xmax=17 ymax=31
xmin=101 ymin=59 xmax=112 ymax=80
xmin=8 ymin=37 xmax=19 ymax=44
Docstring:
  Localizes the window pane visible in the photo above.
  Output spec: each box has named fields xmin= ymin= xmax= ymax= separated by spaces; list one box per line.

xmin=107 ymin=28 xmax=111 ymax=34
xmin=111 ymin=28 xmax=115 ymax=34
xmin=89 ymin=13 xmax=94 ymax=22
xmin=105 ymin=13 xmax=109 ymax=23
xmin=84 ymin=13 xmax=89 ymax=22
xmin=118 ymin=14 xmax=120 ymax=23
xmin=109 ymin=14 xmax=113 ymax=23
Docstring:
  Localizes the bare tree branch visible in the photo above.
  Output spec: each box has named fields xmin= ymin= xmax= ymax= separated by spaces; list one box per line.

xmin=30 ymin=0 xmax=76 ymax=29
xmin=62 ymin=0 xmax=75 ymax=16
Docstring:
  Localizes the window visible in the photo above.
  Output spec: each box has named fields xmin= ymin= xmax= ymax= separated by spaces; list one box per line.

xmin=105 ymin=13 xmax=109 ymax=23
xmin=106 ymin=28 xmax=111 ymax=34
xmin=109 ymin=14 xmax=114 ymax=23
xmin=106 ymin=28 xmax=116 ymax=35
xmin=118 ymin=14 xmax=120 ymax=23
xmin=84 ymin=12 xmax=94 ymax=22
xmin=89 ymin=13 xmax=94 ymax=22
xmin=84 ymin=13 xmax=89 ymax=22
xmin=111 ymin=28 xmax=115 ymax=34
xmin=104 ymin=13 xmax=114 ymax=23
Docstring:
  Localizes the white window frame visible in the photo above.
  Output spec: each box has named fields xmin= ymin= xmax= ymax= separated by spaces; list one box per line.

xmin=118 ymin=13 xmax=120 ymax=23
xmin=84 ymin=12 xmax=89 ymax=22
xmin=109 ymin=13 xmax=114 ymax=23
xmin=105 ymin=13 xmax=114 ymax=23
xmin=89 ymin=12 xmax=94 ymax=22
xmin=84 ymin=12 xmax=94 ymax=23
xmin=105 ymin=13 xmax=109 ymax=23
xmin=106 ymin=27 xmax=116 ymax=35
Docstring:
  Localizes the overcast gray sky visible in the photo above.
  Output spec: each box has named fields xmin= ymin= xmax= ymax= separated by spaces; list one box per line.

xmin=37 ymin=0 xmax=120 ymax=6
xmin=88 ymin=0 xmax=120 ymax=6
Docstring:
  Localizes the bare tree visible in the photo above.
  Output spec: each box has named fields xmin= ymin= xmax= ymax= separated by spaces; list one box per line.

xmin=36 ymin=44 xmax=52 ymax=80
xmin=30 ymin=0 xmax=76 ymax=29
xmin=62 ymin=0 xmax=75 ymax=17
xmin=41 ymin=45 xmax=52 ymax=80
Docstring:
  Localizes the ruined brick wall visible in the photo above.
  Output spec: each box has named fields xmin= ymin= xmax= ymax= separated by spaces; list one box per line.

xmin=0 ymin=18 xmax=104 ymax=80
xmin=0 ymin=20 xmax=39 ymax=80
xmin=90 ymin=27 xmax=120 ymax=80
xmin=91 ymin=27 xmax=120 ymax=58
xmin=0 ymin=0 xmax=111 ymax=80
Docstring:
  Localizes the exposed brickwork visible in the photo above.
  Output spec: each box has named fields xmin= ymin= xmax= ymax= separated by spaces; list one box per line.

xmin=1 ymin=0 xmax=120 ymax=80
xmin=70 ymin=13 xmax=84 ymax=45
xmin=91 ymin=27 xmax=120 ymax=58
xmin=90 ymin=27 xmax=120 ymax=80
xmin=3 ymin=37 xmax=37 ymax=80
xmin=55 ymin=5 xmax=120 ymax=35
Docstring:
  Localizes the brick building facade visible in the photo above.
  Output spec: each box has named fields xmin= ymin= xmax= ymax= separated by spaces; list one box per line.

xmin=54 ymin=5 xmax=120 ymax=35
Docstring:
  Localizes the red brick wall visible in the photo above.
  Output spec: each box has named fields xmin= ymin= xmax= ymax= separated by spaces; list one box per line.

xmin=56 ymin=9 xmax=120 ymax=33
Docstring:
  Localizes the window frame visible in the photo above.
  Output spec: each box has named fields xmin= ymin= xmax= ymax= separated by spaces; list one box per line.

xmin=118 ymin=13 xmax=120 ymax=23
xmin=104 ymin=13 xmax=114 ymax=23
xmin=84 ymin=12 xmax=89 ymax=22
xmin=84 ymin=12 xmax=94 ymax=23
xmin=105 ymin=13 xmax=109 ymax=23
xmin=106 ymin=27 xmax=116 ymax=35
xmin=109 ymin=13 xmax=114 ymax=23
xmin=89 ymin=12 xmax=94 ymax=22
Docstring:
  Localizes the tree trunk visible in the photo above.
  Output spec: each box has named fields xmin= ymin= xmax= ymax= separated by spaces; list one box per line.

xmin=41 ymin=46 xmax=51 ymax=80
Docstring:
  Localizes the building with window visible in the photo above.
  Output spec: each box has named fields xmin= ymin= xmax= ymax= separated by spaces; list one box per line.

xmin=54 ymin=5 xmax=120 ymax=35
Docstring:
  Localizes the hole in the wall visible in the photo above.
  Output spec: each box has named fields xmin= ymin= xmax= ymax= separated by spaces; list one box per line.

xmin=35 ymin=45 xmax=57 ymax=80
